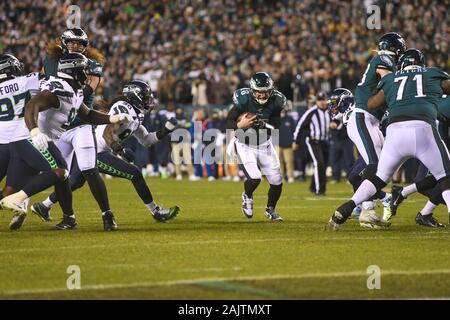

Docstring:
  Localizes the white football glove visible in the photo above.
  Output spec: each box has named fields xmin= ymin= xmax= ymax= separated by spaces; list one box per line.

xmin=109 ymin=114 xmax=133 ymax=124
xmin=30 ymin=128 xmax=49 ymax=151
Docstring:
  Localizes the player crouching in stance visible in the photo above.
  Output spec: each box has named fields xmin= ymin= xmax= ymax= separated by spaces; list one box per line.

xmin=326 ymin=49 xmax=450 ymax=231
xmin=226 ymin=72 xmax=286 ymax=221
xmin=32 ymin=80 xmax=180 ymax=231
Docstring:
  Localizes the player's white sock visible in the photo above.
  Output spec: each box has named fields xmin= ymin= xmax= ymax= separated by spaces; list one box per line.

xmin=351 ymin=180 xmax=377 ymax=206
xmin=401 ymin=184 xmax=417 ymax=197
xmin=420 ymin=201 xmax=437 ymax=216
xmin=441 ymin=190 xmax=450 ymax=213
xmin=42 ymin=197 xmax=55 ymax=209
xmin=4 ymin=191 xmax=28 ymax=203
xmin=145 ymin=201 xmax=158 ymax=213
xmin=362 ymin=201 xmax=375 ymax=210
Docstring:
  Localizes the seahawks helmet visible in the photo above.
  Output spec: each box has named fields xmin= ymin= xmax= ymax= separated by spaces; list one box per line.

xmin=327 ymin=88 xmax=354 ymax=120
xmin=57 ymin=52 xmax=88 ymax=89
xmin=0 ymin=54 xmax=24 ymax=81
xmin=60 ymin=27 xmax=89 ymax=53
xmin=122 ymin=80 xmax=156 ymax=114
xmin=250 ymin=72 xmax=274 ymax=105
xmin=378 ymin=32 xmax=407 ymax=61
xmin=398 ymin=49 xmax=425 ymax=71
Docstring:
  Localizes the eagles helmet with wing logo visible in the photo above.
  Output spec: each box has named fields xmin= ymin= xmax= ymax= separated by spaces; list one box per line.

xmin=60 ymin=27 xmax=89 ymax=53
xmin=57 ymin=52 xmax=89 ymax=89
xmin=327 ymin=88 xmax=354 ymax=121
xmin=398 ymin=48 xmax=425 ymax=71
xmin=250 ymin=72 xmax=274 ymax=105
xmin=0 ymin=54 xmax=24 ymax=81
xmin=122 ymin=80 xmax=157 ymax=114
xmin=378 ymin=32 xmax=407 ymax=62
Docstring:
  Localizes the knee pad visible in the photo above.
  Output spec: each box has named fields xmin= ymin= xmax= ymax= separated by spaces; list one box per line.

xmin=266 ymin=174 xmax=283 ymax=186
xmin=367 ymin=174 xmax=387 ymax=190
xmin=438 ymin=176 xmax=450 ymax=192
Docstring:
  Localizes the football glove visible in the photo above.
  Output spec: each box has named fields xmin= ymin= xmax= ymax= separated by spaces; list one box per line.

xmin=30 ymin=128 xmax=49 ymax=151
xmin=157 ymin=118 xmax=178 ymax=139
xmin=119 ymin=147 xmax=135 ymax=163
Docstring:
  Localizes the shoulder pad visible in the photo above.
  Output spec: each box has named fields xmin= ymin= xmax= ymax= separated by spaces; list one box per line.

xmin=375 ymin=54 xmax=396 ymax=71
xmin=272 ymin=90 xmax=287 ymax=108
xmin=233 ymin=88 xmax=250 ymax=108
xmin=87 ymin=59 xmax=103 ymax=77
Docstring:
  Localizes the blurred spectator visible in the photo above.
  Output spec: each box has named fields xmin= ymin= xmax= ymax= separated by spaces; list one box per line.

xmin=278 ymin=105 xmax=296 ymax=183
xmin=328 ymin=119 xmax=355 ymax=183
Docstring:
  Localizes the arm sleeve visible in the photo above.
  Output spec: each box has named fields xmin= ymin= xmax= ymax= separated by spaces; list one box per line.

xmin=293 ymin=109 xmax=314 ymax=144
xmin=133 ymin=125 xmax=159 ymax=147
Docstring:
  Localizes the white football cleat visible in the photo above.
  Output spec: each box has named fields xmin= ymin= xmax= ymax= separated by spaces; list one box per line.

xmin=0 ymin=198 xmax=28 ymax=230
xmin=359 ymin=209 xmax=391 ymax=229
xmin=241 ymin=192 xmax=253 ymax=218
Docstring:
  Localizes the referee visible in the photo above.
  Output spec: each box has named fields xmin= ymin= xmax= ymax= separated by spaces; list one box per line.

xmin=293 ymin=92 xmax=331 ymax=195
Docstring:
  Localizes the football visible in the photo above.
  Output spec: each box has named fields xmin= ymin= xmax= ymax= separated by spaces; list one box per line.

xmin=237 ymin=112 xmax=256 ymax=122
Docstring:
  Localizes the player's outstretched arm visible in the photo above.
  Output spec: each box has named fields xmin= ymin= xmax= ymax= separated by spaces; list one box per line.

xmin=367 ymin=89 xmax=386 ymax=110
xmin=77 ymin=103 xmax=132 ymax=125
xmin=134 ymin=118 xmax=178 ymax=147
xmin=24 ymin=90 xmax=59 ymax=130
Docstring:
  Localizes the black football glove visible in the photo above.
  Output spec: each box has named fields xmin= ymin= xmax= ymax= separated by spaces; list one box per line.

xmin=157 ymin=118 xmax=178 ymax=139
xmin=119 ymin=147 xmax=135 ymax=163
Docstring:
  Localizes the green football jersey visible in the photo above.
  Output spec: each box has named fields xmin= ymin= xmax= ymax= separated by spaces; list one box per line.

xmin=355 ymin=54 xmax=396 ymax=121
xmin=232 ymin=88 xmax=286 ymax=144
xmin=378 ymin=67 xmax=450 ymax=126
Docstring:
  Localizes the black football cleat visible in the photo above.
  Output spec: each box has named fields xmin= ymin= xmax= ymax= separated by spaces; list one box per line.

xmin=151 ymin=205 xmax=180 ymax=222
xmin=102 ymin=211 xmax=118 ymax=231
xmin=55 ymin=215 xmax=77 ymax=230
xmin=31 ymin=202 xmax=52 ymax=222
xmin=390 ymin=185 xmax=405 ymax=216
xmin=415 ymin=212 xmax=445 ymax=228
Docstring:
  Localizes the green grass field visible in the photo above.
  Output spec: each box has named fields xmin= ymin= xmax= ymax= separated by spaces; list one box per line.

xmin=0 ymin=178 xmax=449 ymax=299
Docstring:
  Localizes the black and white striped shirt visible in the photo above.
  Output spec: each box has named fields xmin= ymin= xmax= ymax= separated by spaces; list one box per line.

xmin=293 ymin=105 xmax=331 ymax=143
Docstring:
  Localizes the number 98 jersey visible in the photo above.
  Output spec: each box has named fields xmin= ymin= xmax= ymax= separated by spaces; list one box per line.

xmin=96 ymin=100 xmax=140 ymax=153
xmin=37 ymin=76 xmax=84 ymax=140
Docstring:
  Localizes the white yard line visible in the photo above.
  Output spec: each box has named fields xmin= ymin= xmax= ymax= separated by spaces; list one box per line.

xmin=2 ymin=269 xmax=450 ymax=296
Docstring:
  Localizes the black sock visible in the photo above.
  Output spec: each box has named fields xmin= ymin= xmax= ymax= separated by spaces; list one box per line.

xmin=374 ymin=190 xmax=386 ymax=200
xmin=55 ymin=179 xmax=74 ymax=216
xmin=333 ymin=200 xmax=356 ymax=224
xmin=83 ymin=169 xmax=110 ymax=212
xmin=244 ymin=179 xmax=261 ymax=198
xmin=22 ymin=171 xmax=59 ymax=197
xmin=267 ymin=184 xmax=282 ymax=208
xmin=416 ymin=175 xmax=437 ymax=192
xmin=133 ymin=176 xmax=153 ymax=204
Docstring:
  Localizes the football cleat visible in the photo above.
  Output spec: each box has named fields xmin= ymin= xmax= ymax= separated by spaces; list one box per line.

xmin=0 ymin=198 xmax=27 ymax=231
xmin=151 ymin=205 xmax=180 ymax=222
xmin=349 ymin=205 xmax=362 ymax=219
xmin=415 ymin=213 xmax=445 ymax=228
xmin=241 ymin=192 xmax=253 ymax=218
xmin=264 ymin=206 xmax=283 ymax=221
xmin=390 ymin=185 xmax=405 ymax=216
xmin=55 ymin=215 xmax=77 ymax=230
xmin=31 ymin=202 xmax=52 ymax=222
xmin=381 ymin=193 xmax=393 ymax=221
xmin=359 ymin=209 xmax=391 ymax=229
xmin=102 ymin=211 xmax=118 ymax=231
xmin=324 ymin=218 xmax=340 ymax=231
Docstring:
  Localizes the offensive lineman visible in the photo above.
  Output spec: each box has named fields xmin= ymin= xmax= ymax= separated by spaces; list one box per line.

xmin=226 ymin=72 xmax=286 ymax=221
xmin=325 ymin=49 xmax=450 ymax=231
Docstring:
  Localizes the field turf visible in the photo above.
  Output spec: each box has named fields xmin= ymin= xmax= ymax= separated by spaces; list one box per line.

xmin=0 ymin=178 xmax=449 ymax=299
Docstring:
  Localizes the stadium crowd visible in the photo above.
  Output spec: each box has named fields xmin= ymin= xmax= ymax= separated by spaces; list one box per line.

xmin=1 ymin=0 xmax=448 ymax=184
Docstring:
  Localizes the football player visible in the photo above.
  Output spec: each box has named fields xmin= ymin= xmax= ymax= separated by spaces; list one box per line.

xmin=226 ymin=72 xmax=286 ymax=221
xmin=32 ymin=27 xmax=113 ymax=228
xmin=33 ymin=80 xmax=180 ymax=231
xmin=343 ymin=32 xmax=408 ymax=228
xmin=0 ymin=52 xmax=131 ymax=230
xmin=325 ymin=49 xmax=450 ymax=231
